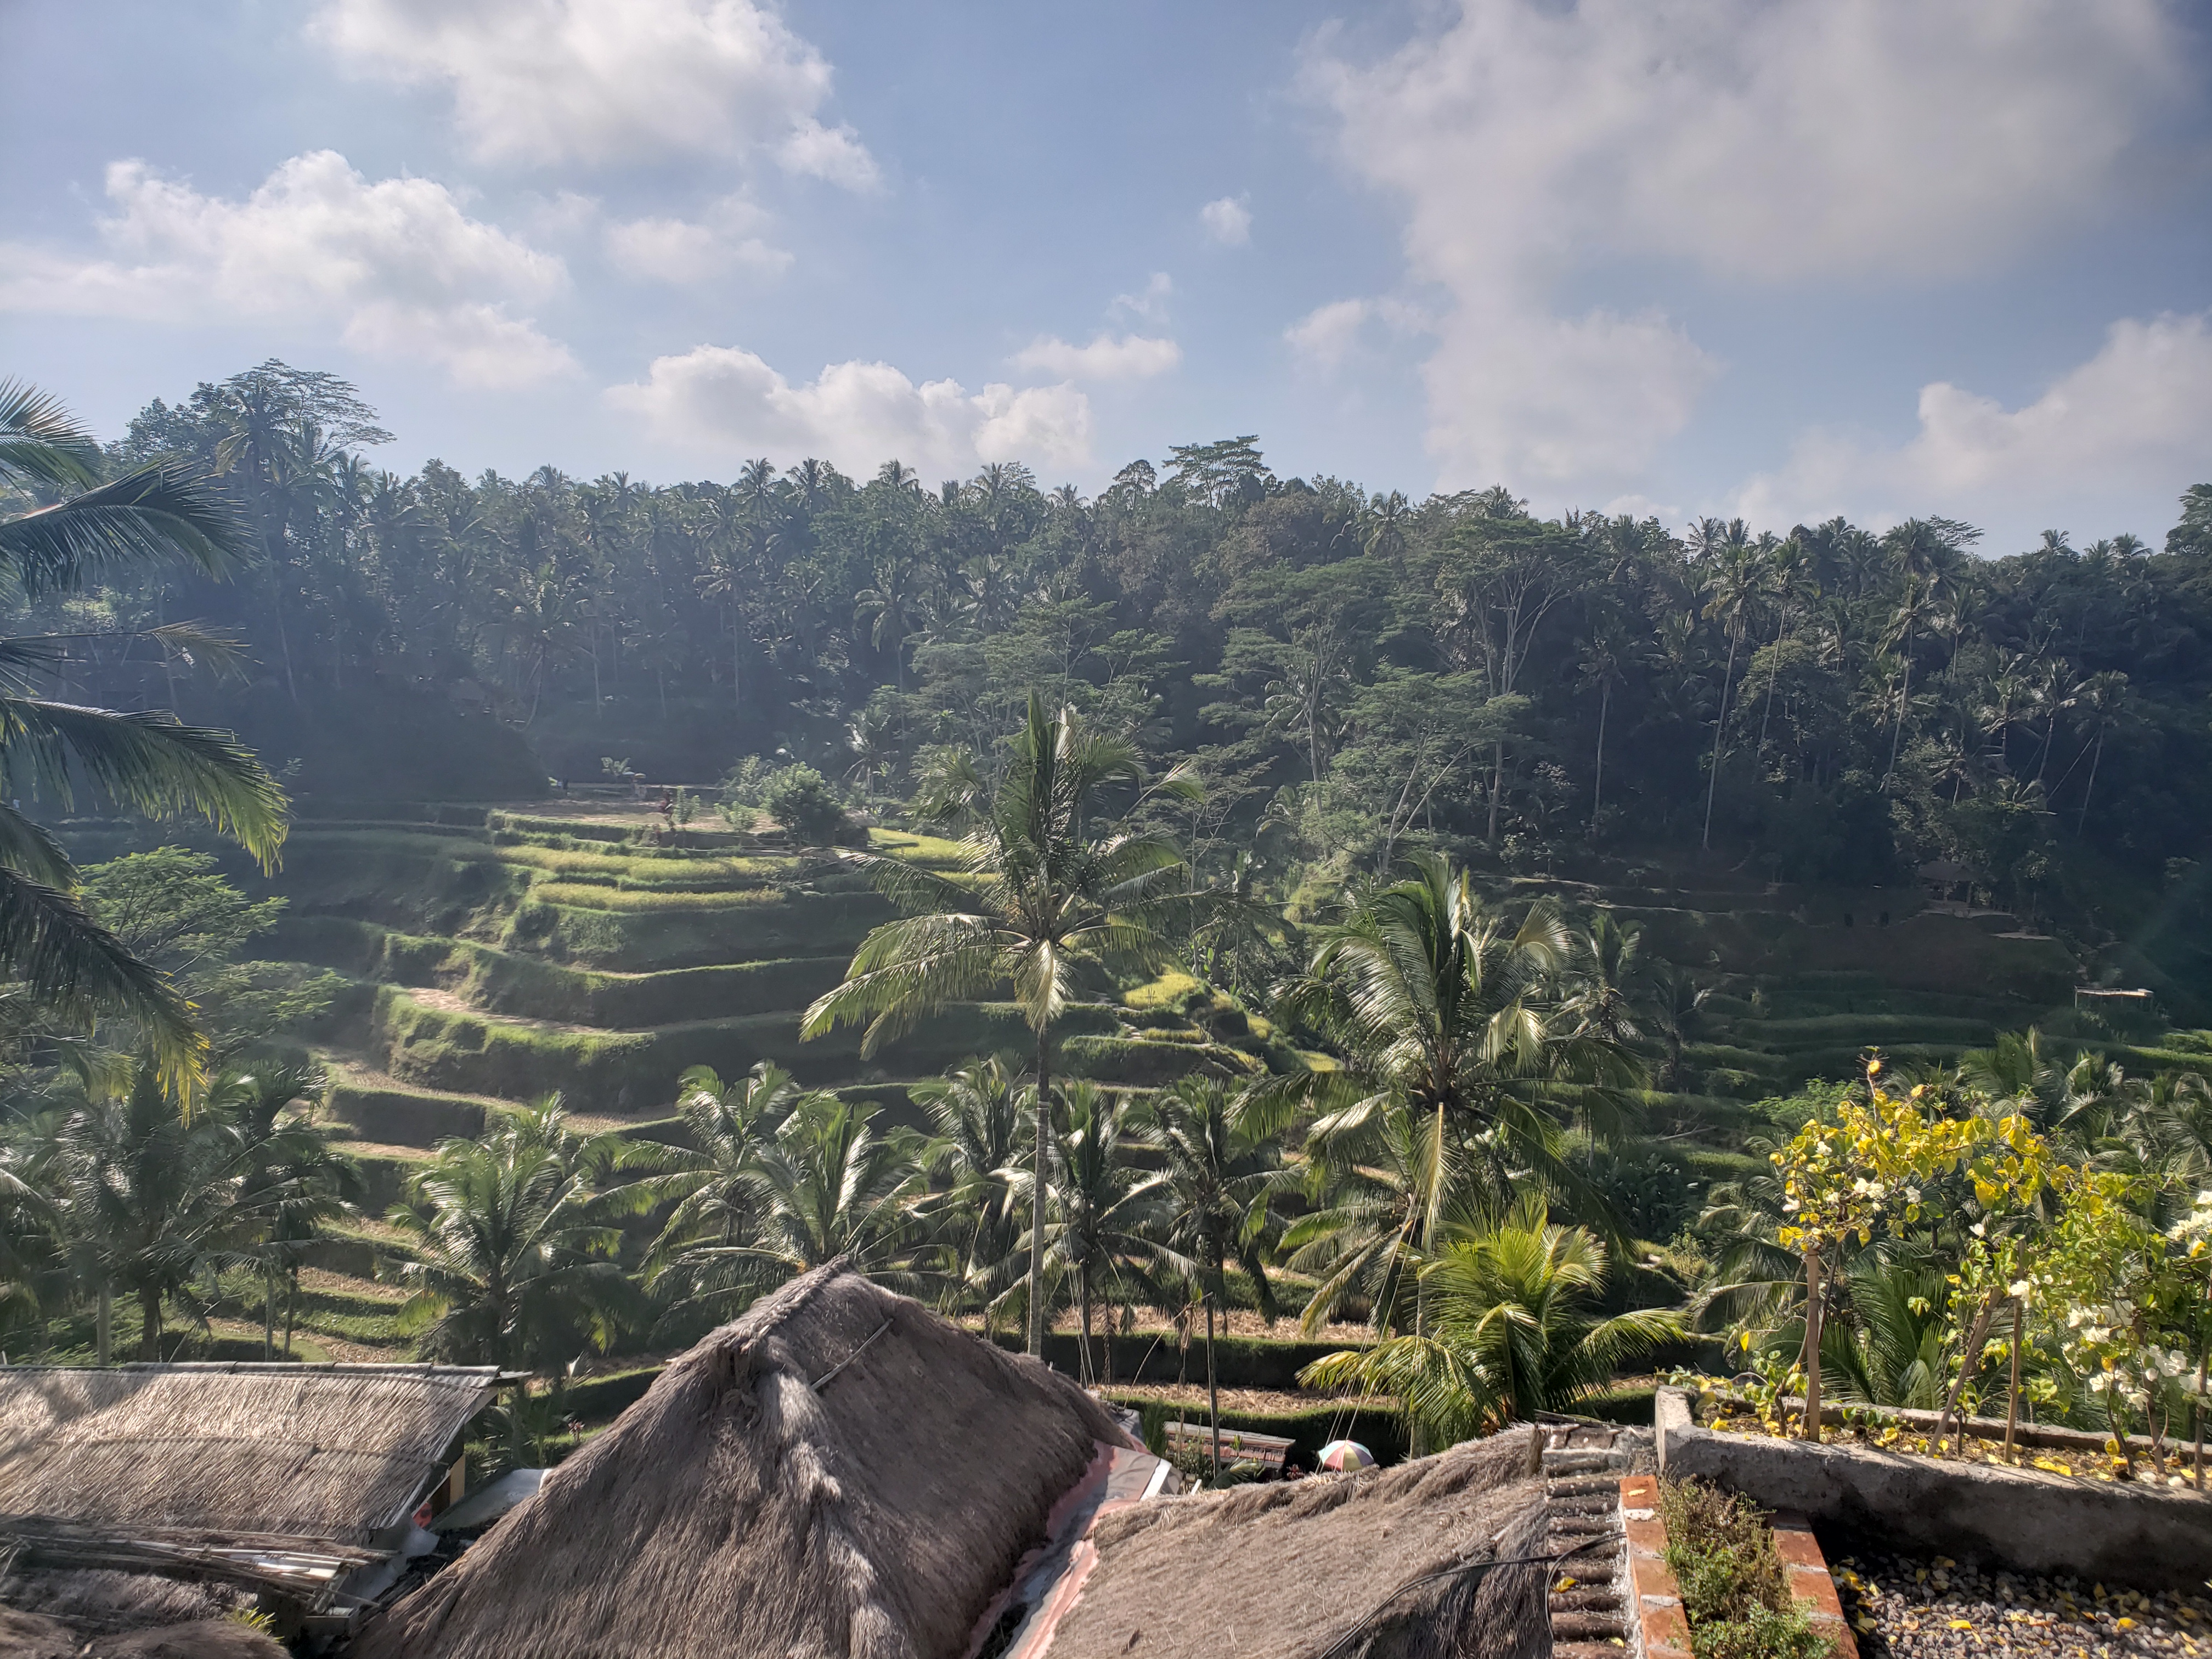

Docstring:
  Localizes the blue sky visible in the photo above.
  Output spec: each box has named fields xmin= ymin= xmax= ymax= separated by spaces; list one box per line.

xmin=4 ymin=0 xmax=2209 ymax=552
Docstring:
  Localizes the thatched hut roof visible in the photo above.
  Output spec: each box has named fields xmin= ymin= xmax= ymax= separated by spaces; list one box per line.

xmin=0 ymin=1568 xmax=290 ymax=1657
xmin=351 ymin=1263 xmax=1135 ymax=1659
xmin=1026 ymin=1428 xmax=1553 ymax=1659
xmin=0 ymin=1363 xmax=498 ymax=1556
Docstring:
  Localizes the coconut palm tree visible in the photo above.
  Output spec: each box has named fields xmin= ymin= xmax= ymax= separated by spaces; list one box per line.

xmin=1030 ymin=1081 xmax=1179 ymax=1385
xmin=1279 ymin=852 xmax=1643 ymax=1217
xmin=913 ymin=1054 xmax=1029 ymax=1323
xmin=803 ymin=691 xmax=1195 ymax=1356
xmin=1150 ymin=1076 xmax=1278 ymax=1477
xmin=637 ymin=1063 xmax=800 ymax=1325
xmin=0 ymin=382 xmax=289 ymax=1094
xmin=1300 ymin=1199 xmax=1684 ymax=1447
xmin=388 ymin=1099 xmax=640 ymax=1371
xmin=1281 ymin=1092 xmax=1468 ymax=1336
xmin=222 ymin=1060 xmax=359 ymax=1358
xmin=38 ymin=1060 xmax=243 ymax=1361
xmin=751 ymin=1090 xmax=926 ymax=1287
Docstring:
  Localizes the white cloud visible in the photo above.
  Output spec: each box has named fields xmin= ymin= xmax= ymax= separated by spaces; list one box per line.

xmin=1309 ymin=0 xmax=2190 ymax=494
xmin=606 ymin=345 xmax=1093 ymax=473
xmin=0 ymin=150 xmax=575 ymax=387
xmin=311 ymin=0 xmax=877 ymax=184
xmin=1110 ymin=273 xmax=1173 ymax=327
xmin=1010 ymin=333 xmax=1180 ymax=382
xmin=603 ymin=198 xmax=790 ymax=283
xmin=1200 ymin=195 xmax=1252 ymax=246
xmin=1734 ymin=312 xmax=2212 ymax=533
xmin=1285 ymin=300 xmax=1372 ymax=371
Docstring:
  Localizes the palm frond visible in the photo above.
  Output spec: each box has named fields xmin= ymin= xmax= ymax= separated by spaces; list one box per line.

xmin=0 ymin=380 xmax=99 ymax=490
xmin=0 ymin=700 xmax=287 ymax=869
xmin=0 ymin=461 xmax=248 ymax=595
xmin=0 ymin=864 xmax=200 ymax=1096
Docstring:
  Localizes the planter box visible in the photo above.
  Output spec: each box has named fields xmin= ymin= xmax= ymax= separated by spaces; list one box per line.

xmin=1655 ymin=1387 xmax=2212 ymax=1592
xmin=1619 ymin=1473 xmax=1855 ymax=1659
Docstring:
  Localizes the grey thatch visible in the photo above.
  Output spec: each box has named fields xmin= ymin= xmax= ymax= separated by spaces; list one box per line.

xmin=352 ymin=1263 xmax=1133 ymax=1659
xmin=0 ymin=1588 xmax=289 ymax=1659
xmin=1031 ymin=1428 xmax=1554 ymax=1659
xmin=0 ymin=1363 xmax=498 ymax=1554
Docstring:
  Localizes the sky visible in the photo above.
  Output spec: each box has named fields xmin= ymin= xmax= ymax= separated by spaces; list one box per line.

xmin=3 ymin=0 xmax=2210 ymax=553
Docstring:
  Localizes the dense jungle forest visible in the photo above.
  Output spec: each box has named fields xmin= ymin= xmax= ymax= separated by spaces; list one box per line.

xmin=3 ymin=359 xmax=2210 ymax=1477
xmin=47 ymin=360 xmax=2212 ymax=1013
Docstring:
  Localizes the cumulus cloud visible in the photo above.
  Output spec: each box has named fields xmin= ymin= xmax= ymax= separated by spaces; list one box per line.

xmin=603 ymin=197 xmax=789 ymax=283
xmin=1308 ymin=0 xmax=2189 ymax=493
xmin=1200 ymin=196 xmax=1251 ymax=246
xmin=606 ymin=345 xmax=1093 ymax=473
xmin=1009 ymin=333 xmax=1180 ymax=382
xmin=1735 ymin=312 xmax=2212 ymax=533
xmin=1285 ymin=296 xmax=1431 ymax=374
xmin=0 ymin=150 xmax=574 ymax=387
xmin=311 ymin=0 xmax=878 ymax=183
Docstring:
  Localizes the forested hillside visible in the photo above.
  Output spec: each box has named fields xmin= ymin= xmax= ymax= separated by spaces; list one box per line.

xmin=24 ymin=359 xmax=2212 ymax=1011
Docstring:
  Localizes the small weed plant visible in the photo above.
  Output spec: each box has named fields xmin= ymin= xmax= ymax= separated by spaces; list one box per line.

xmin=1659 ymin=1478 xmax=1829 ymax=1659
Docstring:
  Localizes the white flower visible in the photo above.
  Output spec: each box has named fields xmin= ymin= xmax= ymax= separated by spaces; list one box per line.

xmin=2008 ymin=1280 xmax=2032 ymax=1299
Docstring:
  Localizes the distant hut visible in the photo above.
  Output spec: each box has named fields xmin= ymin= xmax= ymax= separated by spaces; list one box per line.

xmin=1917 ymin=860 xmax=1974 ymax=904
xmin=350 ymin=1263 xmax=1159 ymax=1659
xmin=1016 ymin=1429 xmax=1553 ymax=1659
xmin=0 ymin=1362 xmax=499 ymax=1647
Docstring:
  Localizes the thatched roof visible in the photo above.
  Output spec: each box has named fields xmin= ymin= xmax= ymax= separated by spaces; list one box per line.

xmin=0 ymin=1363 xmax=498 ymax=1556
xmin=1026 ymin=1428 xmax=1553 ymax=1659
xmin=351 ymin=1263 xmax=1135 ymax=1659
xmin=0 ymin=1569 xmax=289 ymax=1658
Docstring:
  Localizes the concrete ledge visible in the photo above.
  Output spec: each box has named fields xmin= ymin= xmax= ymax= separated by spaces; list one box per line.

xmin=1655 ymin=1387 xmax=2212 ymax=1591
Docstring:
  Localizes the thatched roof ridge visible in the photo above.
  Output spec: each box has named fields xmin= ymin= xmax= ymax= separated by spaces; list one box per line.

xmin=1033 ymin=1428 xmax=1552 ymax=1659
xmin=352 ymin=1263 xmax=1132 ymax=1659
xmin=0 ymin=1363 xmax=498 ymax=1548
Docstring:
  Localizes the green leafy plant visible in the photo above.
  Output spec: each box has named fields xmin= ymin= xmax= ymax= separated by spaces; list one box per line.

xmin=1659 ymin=1478 xmax=1829 ymax=1659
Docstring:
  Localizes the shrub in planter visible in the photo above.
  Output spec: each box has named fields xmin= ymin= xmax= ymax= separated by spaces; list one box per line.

xmin=1660 ymin=1479 xmax=1829 ymax=1659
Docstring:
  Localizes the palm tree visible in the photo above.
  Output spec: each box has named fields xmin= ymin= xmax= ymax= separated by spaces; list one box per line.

xmin=803 ymin=692 xmax=1194 ymax=1356
xmin=1281 ymin=1093 xmax=1465 ymax=1336
xmin=913 ymin=1055 xmax=1029 ymax=1324
xmin=1032 ymin=1081 xmax=1177 ymax=1384
xmin=1300 ymin=1199 xmax=1683 ymax=1447
xmin=1700 ymin=541 xmax=1763 ymax=850
xmin=752 ymin=1091 xmax=926 ymax=1285
xmin=1279 ymin=852 xmax=1642 ymax=1216
xmin=40 ymin=1060 xmax=242 ymax=1361
xmin=221 ymin=1061 xmax=359 ymax=1358
xmin=0 ymin=383 xmax=289 ymax=1096
xmin=637 ymin=1063 xmax=798 ymax=1326
xmin=388 ymin=1098 xmax=641 ymax=1370
xmin=1150 ymin=1076 xmax=1278 ymax=1477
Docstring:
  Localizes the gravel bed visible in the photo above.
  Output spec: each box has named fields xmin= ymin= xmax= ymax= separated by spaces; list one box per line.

xmin=1829 ymin=1547 xmax=2212 ymax=1658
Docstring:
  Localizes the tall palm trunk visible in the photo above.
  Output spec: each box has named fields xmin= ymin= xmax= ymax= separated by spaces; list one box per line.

xmin=1487 ymin=741 xmax=1506 ymax=844
xmin=1702 ymin=630 xmax=1740 ymax=851
xmin=1079 ymin=1263 xmax=1094 ymax=1386
xmin=1027 ymin=1025 xmax=1051 ymax=1358
xmin=2076 ymin=731 xmax=2106 ymax=834
xmin=1590 ymin=680 xmax=1609 ymax=832
xmin=1206 ymin=1267 xmax=1221 ymax=1480
xmin=95 ymin=1284 xmax=111 ymax=1368
xmin=1886 ymin=656 xmax=1913 ymax=779
xmin=137 ymin=1286 xmax=162 ymax=1362
xmin=263 ymin=1262 xmax=277 ymax=1361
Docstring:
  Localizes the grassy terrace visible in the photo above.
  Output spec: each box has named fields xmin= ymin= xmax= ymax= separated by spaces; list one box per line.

xmin=157 ymin=803 xmax=2109 ymax=1380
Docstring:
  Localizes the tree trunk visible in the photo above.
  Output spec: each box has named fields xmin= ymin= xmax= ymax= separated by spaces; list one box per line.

xmin=2076 ymin=733 xmax=2104 ymax=834
xmin=138 ymin=1286 xmax=162 ymax=1362
xmin=1590 ymin=680 xmax=1609 ymax=833
xmin=1887 ymin=656 xmax=1913 ymax=780
xmin=2005 ymin=1297 xmax=2023 ymax=1463
xmin=95 ymin=1284 xmax=111 ymax=1368
xmin=1487 ymin=740 xmax=1505 ymax=845
xmin=263 ymin=1264 xmax=276 ymax=1362
xmin=1702 ymin=631 xmax=1739 ymax=851
xmin=1026 ymin=1025 xmax=1052 ymax=1359
xmin=1939 ymin=1297 xmax=1996 ymax=1450
xmin=1206 ymin=1280 xmax=1221 ymax=1481
xmin=285 ymin=1267 xmax=298 ymax=1358
xmin=1801 ymin=1246 xmax=1824 ymax=1443
xmin=1079 ymin=1265 xmax=1094 ymax=1387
